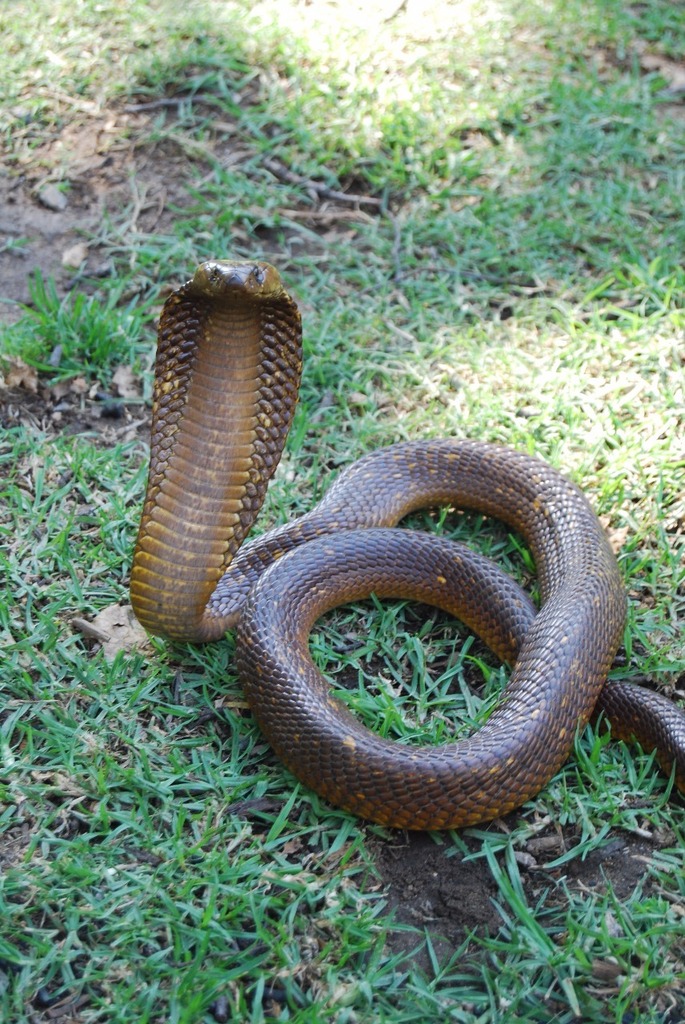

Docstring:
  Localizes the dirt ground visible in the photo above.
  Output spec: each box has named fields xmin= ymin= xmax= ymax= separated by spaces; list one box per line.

xmin=0 ymin=107 xmax=192 ymax=324
xmin=1 ymin=106 xmax=681 ymax=1005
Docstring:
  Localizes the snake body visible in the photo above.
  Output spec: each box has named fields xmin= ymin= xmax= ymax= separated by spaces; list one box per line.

xmin=130 ymin=260 xmax=685 ymax=829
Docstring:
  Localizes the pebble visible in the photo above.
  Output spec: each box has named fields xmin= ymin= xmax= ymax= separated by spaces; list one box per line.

xmin=38 ymin=184 xmax=68 ymax=211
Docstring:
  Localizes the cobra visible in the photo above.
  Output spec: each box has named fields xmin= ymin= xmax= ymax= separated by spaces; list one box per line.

xmin=130 ymin=260 xmax=685 ymax=830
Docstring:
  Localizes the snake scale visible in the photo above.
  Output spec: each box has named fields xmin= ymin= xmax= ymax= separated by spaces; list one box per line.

xmin=130 ymin=260 xmax=685 ymax=830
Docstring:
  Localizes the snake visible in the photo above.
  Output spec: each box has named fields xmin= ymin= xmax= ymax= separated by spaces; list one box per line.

xmin=130 ymin=260 xmax=685 ymax=830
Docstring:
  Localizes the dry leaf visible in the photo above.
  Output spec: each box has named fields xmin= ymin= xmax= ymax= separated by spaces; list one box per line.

xmin=281 ymin=837 xmax=306 ymax=856
xmin=50 ymin=376 xmax=89 ymax=400
xmin=603 ymin=910 xmax=623 ymax=939
xmin=607 ymin=526 xmax=630 ymax=554
xmin=640 ymin=53 xmax=685 ymax=94
xmin=62 ymin=242 xmax=89 ymax=268
xmin=76 ymin=603 xmax=150 ymax=661
xmin=514 ymin=850 xmax=538 ymax=870
xmin=603 ymin=522 xmax=630 ymax=555
xmin=1 ymin=357 xmax=38 ymax=392
xmin=112 ymin=364 xmax=140 ymax=399
xmin=591 ymin=958 xmax=624 ymax=983
xmin=29 ymin=771 xmax=88 ymax=797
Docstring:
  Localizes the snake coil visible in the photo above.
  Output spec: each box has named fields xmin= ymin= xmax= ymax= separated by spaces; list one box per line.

xmin=130 ymin=260 xmax=685 ymax=829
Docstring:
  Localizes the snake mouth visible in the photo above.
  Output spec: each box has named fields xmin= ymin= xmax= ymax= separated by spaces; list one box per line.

xmin=190 ymin=260 xmax=285 ymax=301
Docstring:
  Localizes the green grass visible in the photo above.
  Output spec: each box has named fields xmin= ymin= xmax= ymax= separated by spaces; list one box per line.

xmin=4 ymin=273 xmax=153 ymax=382
xmin=1 ymin=0 xmax=685 ymax=1021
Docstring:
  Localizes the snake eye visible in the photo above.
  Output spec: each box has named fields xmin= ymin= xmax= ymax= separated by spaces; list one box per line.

xmin=252 ymin=266 xmax=266 ymax=285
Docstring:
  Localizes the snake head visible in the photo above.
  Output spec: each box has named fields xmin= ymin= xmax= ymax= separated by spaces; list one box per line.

xmin=190 ymin=261 xmax=287 ymax=302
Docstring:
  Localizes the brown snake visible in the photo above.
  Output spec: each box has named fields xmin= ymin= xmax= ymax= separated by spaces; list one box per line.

xmin=130 ymin=260 xmax=685 ymax=830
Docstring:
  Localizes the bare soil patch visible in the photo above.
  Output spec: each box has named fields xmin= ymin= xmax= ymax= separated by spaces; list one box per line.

xmin=374 ymin=825 xmax=673 ymax=971
xmin=1 ymin=110 xmax=190 ymax=323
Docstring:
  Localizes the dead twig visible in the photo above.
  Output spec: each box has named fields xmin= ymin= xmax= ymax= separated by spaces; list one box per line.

xmin=262 ymin=156 xmax=382 ymax=207
xmin=123 ymin=97 xmax=188 ymax=113
xmin=280 ymin=207 xmax=375 ymax=224
xmin=71 ymin=617 xmax=111 ymax=643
